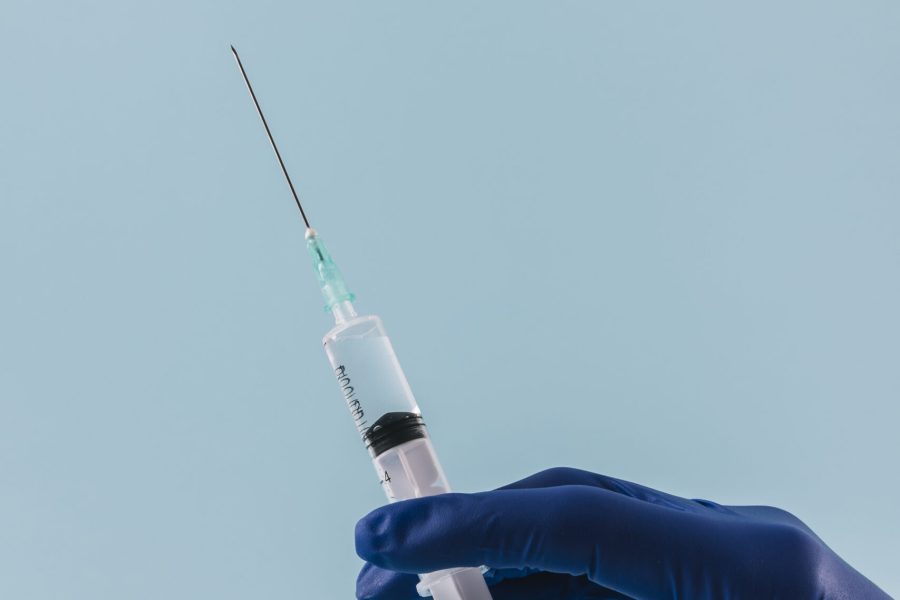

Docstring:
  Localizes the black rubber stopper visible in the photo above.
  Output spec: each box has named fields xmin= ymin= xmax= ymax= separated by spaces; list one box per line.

xmin=363 ymin=412 xmax=427 ymax=458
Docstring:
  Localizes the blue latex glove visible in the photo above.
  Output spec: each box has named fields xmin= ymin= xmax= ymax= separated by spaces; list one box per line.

xmin=355 ymin=467 xmax=890 ymax=599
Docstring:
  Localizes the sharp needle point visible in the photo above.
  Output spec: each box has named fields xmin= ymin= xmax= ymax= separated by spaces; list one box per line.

xmin=231 ymin=45 xmax=311 ymax=228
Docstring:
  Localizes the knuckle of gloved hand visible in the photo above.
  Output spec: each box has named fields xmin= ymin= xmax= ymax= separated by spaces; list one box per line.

xmin=758 ymin=504 xmax=813 ymax=530
xmin=534 ymin=466 xmax=586 ymax=481
xmin=756 ymin=523 xmax=827 ymax=596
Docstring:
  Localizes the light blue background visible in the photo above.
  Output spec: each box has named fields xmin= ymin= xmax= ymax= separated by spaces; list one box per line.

xmin=1 ymin=1 xmax=898 ymax=598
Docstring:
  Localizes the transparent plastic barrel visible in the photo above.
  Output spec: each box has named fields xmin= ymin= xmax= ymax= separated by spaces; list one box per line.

xmin=323 ymin=314 xmax=492 ymax=600
xmin=323 ymin=315 xmax=420 ymax=437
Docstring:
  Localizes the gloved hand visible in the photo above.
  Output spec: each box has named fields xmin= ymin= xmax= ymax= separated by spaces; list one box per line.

xmin=355 ymin=467 xmax=891 ymax=599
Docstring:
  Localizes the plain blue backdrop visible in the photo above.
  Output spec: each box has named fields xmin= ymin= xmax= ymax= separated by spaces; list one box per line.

xmin=1 ymin=1 xmax=898 ymax=598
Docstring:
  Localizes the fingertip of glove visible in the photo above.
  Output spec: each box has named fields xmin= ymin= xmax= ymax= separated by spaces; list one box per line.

xmin=356 ymin=563 xmax=420 ymax=600
xmin=355 ymin=507 xmax=392 ymax=562
xmin=355 ymin=494 xmax=477 ymax=567
xmin=354 ymin=563 xmax=381 ymax=600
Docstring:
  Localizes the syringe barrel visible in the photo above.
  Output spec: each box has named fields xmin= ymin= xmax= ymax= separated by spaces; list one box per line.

xmin=322 ymin=314 xmax=493 ymax=600
xmin=323 ymin=315 xmax=420 ymax=442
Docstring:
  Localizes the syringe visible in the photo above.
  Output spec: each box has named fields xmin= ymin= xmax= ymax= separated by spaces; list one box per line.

xmin=231 ymin=47 xmax=494 ymax=600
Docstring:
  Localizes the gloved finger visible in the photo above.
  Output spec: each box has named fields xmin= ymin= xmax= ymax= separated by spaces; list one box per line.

xmin=356 ymin=562 xmax=418 ymax=600
xmin=356 ymin=485 xmax=722 ymax=594
xmin=499 ymin=467 xmax=701 ymax=513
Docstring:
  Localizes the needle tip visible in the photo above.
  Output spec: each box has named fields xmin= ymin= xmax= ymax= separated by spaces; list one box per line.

xmin=231 ymin=46 xmax=313 ymax=229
